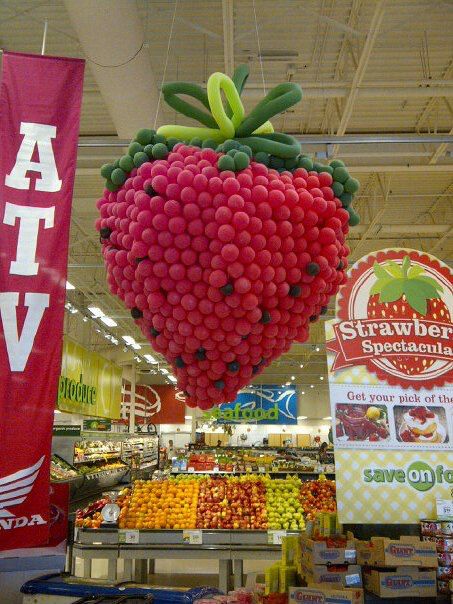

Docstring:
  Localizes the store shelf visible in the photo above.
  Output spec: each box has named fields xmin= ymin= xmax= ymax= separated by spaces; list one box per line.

xmin=74 ymin=453 xmax=122 ymax=463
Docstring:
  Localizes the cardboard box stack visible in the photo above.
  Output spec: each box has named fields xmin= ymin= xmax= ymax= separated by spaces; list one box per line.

xmin=420 ymin=516 xmax=453 ymax=595
xmin=356 ymin=535 xmax=438 ymax=598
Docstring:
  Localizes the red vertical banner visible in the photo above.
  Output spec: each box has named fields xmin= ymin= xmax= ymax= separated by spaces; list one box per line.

xmin=0 ymin=52 xmax=84 ymax=550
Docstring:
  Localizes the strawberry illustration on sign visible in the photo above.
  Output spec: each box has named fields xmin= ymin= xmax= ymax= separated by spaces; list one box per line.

xmin=366 ymin=256 xmax=450 ymax=376
xmin=327 ymin=249 xmax=453 ymax=389
xmin=95 ymin=65 xmax=361 ymax=409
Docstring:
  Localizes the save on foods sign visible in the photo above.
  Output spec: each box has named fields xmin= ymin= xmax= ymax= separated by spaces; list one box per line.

xmin=326 ymin=249 xmax=453 ymax=524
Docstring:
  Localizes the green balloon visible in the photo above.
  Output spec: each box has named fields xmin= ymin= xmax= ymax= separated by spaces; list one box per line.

xmin=100 ymin=163 xmax=114 ymax=179
xmin=153 ymin=134 xmax=167 ymax=145
xmin=344 ymin=177 xmax=360 ymax=194
xmin=133 ymin=151 xmax=149 ymax=167
xmin=227 ymin=149 xmax=238 ymax=157
xmin=333 ymin=166 xmax=349 ymax=184
xmin=330 ymin=159 xmax=345 ymax=169
xmin=321 ymin=165 xmax=334 ymax=175
xmin=254 ymin=151 xmax=269 ymax=166
xmin=269 ymin=155 xmax=285 ymax=170
xmin=128 ymin=141 xmax=143 ymax=157
xmin=152 ymin=143 xmax=169 ymax=159
xmin=298 ymin=156 xmax=313 ymax=171
xmin=348 ymin=207 xmax=360 ymax=226
xmin=340 ymin=192 xmax=353 ymax=206
xmin=234 ymin=151 xmax=250 ymax=171
xmin=111 ymin=168 xmax=127 ymax=186
xmin=223 ymin=139 xmax=240 ymax=152
xmin=190 ymin=137 xmax=203 ymax=147
xmin=144 ymin=144 xmax=154 ymax=157
xmin=167 ymin=137 xmax=180 ymax=150
xmin=135 ymin=128 xmax=155 ymax=146
xmin=240 ymin=145 xmax=253 ymax=158
xmin=105 ymin=179 xmax=119 ymax=192
xmin=332 ymin=181 xmax=344 ymax=197
xmin=285 ymin=157 xmax=298 ymax=171
xmin=313 ymin=162 xmax=326 ymax=172
xmin=202 ymin=139 xmax=217 ymax=149
xmin=119 ymin=155 xmax=134 ymax=172
xmin=218 ymin=155 xmax=235 ymax=172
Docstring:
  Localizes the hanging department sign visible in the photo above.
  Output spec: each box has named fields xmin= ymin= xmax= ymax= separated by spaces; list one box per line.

xmin=0 ymin=52 xmax=84 ymax=550
xmin=202 ymin=385 xmax=297 ymax=424
xmin=57 ymin=337 xmax=122 ymax=419
xmin=326 ymin=249 xmax=453 ymax=524
xmin=120 ymin=382 xmax=186 ymax=424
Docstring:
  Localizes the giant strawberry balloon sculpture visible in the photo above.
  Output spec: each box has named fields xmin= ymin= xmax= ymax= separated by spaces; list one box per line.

xmin=95 ymin=65 xmax=360 ymax=410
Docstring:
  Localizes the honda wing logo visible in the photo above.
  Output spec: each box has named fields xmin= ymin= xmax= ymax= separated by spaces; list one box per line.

xmin=0 ymin=456 xmax=45 ymax=518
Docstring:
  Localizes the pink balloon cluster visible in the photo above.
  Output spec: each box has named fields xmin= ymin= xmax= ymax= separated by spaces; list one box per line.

xmin=96 ymin=144 xmax=350 ymax=409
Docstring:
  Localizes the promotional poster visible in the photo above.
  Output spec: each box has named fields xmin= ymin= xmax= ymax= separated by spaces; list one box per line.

xmin=326 ymin=248 xmax=453 ymax=523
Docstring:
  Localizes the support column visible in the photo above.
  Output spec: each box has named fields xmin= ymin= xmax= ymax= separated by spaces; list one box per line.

xmin=129 ymin=363 xmax=136 ymax=435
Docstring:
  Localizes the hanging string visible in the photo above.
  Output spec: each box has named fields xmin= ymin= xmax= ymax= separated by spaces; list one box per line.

xmin=154 ymin=0 xmax=179 ymax=129
xmin=252 ymin=0 xmax=266 ymax=96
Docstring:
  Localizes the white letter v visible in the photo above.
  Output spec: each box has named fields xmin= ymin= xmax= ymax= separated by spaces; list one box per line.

xmin=0 ymin=292 xmax=49 ymax=372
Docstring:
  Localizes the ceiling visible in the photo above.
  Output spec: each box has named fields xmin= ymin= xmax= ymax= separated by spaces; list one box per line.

xmin=1 ymin=0 xmax=452 ymax=392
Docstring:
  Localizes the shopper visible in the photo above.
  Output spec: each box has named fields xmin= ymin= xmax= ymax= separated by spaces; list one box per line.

xmin=318 ymin=441 xmax=329 ymax=464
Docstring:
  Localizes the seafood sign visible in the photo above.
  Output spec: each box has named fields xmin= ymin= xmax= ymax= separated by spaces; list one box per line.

xmin=203 ymin=385 xmax=297 ymax=424
xmin=326 ymin=249 xmax=453 ymax=524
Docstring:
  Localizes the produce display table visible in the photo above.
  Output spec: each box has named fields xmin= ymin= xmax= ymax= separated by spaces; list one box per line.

xmin=72 ymin=528 xmax=298 ymax=592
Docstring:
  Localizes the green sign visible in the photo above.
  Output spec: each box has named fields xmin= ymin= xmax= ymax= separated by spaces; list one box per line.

xmin=83 ymin=419 xmax=112 ymax=432
xmin=363 ymin=463 xmax=453 ymax=492
xmin=203 ymin=403 xmax=280 ymax=423
xmin=58 ymin=373 xmax=97 ymax=407
xmin=53 ymin=425 xmax=81 ymax=437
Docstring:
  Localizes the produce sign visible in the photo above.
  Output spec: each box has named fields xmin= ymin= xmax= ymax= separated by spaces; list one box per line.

xmin=116 ymin=476 xmax=335 ymax=531
xmin=326 ymin=249 xmax=453 ymax=524
xmin=202 ymin=385 xmax=297 ymax=424
xmin=0 ymin=52 xmax=84 ymax=550
xmin=95 ymin=64 xmax=360 ymax=410
xmin=58 ymin=337 xmax=122 ymax=419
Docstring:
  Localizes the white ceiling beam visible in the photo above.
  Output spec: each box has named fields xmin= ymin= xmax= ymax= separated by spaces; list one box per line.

xmin=63 ymin=0 xmax=160 ymax=138
xmin=244 ymin=84 xmax=453 ymax=99
xmin=330 ymin=0 xmax=387 ymax=155
xmin=222 ymin=0 xmax=234 ymax=76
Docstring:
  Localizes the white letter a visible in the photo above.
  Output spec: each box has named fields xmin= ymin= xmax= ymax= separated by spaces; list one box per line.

xmin=5 ymin=123 xmax=62 ymax=192
xmin=0 ymin=292 xmax=49 ymax=372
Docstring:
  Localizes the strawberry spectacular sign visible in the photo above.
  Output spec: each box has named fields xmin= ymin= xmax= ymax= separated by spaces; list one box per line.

xmin=326 ymin=248 xmax=453 ymax=524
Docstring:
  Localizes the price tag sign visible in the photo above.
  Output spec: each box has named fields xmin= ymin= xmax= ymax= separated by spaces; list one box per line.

xmin=119 ymin=530 xmax=140 ymax=544
xmin=345 ymin=549 xmax=357 ymax=562
xmin=258 ymin=466 xmax=266 ymax=473
xmin=213 ymin=466 xmax=219 ymax=473
xmin=188 ymin=467 xmax=195 ymax=473
xmin=183 ymin=530 xmax=203 ymax=545
xmin=268 ymin=530 xmax=286 ymax=545
xmin=437 ymin=498 xmax=453 ymax=520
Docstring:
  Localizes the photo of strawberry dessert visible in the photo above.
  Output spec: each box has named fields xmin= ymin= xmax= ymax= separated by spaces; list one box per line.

xmin=335 ymin=403 xmax=390 ymax=442
xmin=395 ymin=405 xmax=449 ymax=444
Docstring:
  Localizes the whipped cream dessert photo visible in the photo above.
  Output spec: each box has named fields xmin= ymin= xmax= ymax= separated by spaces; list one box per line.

xmin=394 ymin=405 xmax=449 ymax=444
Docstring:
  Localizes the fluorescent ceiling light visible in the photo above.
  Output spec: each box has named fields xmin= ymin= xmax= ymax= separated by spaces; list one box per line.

xmin=131 ymin=343 xmax=141 ymax=350
xmin=88 ymin=306 xmax=104 ymax=318
xmin=168 ymin=376 xmax=177 ymax=383
xmin=299 ymin=364 xmax=304 ymax=368
xmin=144 ymin=354 xmax=157 ymax=363
xmin=291 ymin=375 xmax=295 ymax=380
xmin=323 ymin=416 xmax=332 ymax=420
xmin=315 ymin=346 xmax=320 ymax=352
xmin=185 ymin=415 xmax=192 ymax=420
xmin=310 ymin=384 xmax=314 ymax=388
xmin=66 ymin=281 xmax=75 ymax=290
xmin=302 ymin=391 xmax=305 ymax=395
xmin=161 ymin=368 xmax=169 ymax=375
xmin=100 ymin=316 xmax=117 ymax=327
xmin=297 ymin=415 xmax=307 ymax=420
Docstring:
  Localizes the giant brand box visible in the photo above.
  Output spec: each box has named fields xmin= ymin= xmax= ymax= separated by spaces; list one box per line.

xmin=356 ymin=536 xmax=438 ymax=567
xmin=300 ymin=563 xmax=362 ymax=588
xmin=363 ymin=566 xmax=437 ymax=598
xmin=300 ymin=535 xmax=356 ymax=565
xmin=289 ymin=585 xmax=364 ymax=604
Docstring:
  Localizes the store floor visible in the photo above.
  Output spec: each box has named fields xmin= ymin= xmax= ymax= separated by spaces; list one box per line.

xmin=74 ymin=557 xmax=271 ymax=587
